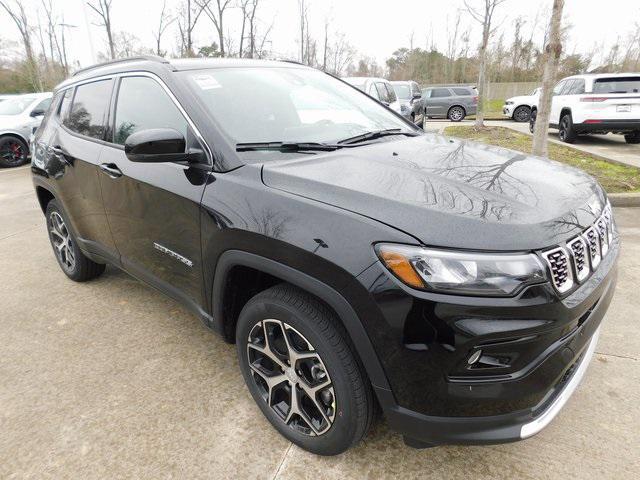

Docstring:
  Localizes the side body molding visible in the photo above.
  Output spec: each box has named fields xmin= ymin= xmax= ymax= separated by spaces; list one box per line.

xmin=211 ymin=250 xmax=393 ymax=395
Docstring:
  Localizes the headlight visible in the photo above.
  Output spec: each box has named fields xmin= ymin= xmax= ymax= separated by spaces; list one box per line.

xmin=376 ymin=244 xmax=546 ymax=296
xmin=505 ymin=101 xmax=514 ymax=105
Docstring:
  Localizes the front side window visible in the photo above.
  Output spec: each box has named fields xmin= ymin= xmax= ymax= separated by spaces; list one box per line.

xmin=375 ymin=83 xmax=388 ymax=102
xmin=0 ymin=96 xmax=37 ymax=115
xmin=393 ymin=84 xmax=412 ymax=100
xmin=384 ymin=84 xmax=397 ymax=103
xmin=113 ymin=76 xmax=188 ymax=145
xmin=65 ymin=80 xmax=112 ymax=139
xmin=180 ymin=67 xmax=411 ymax=149
xmin=32 ymin=98 xmax=52 ymax=114
xmin=552 ymin=81 xmax=566 ymax=95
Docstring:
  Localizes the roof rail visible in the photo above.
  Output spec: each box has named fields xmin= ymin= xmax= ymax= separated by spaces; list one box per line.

xmin=72 ymin=55 xmax=172 ymax=77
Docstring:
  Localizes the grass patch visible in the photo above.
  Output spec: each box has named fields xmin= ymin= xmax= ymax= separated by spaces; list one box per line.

xmin=443 ymin=125 xmax=640 ymax=193
xmin=468 ymin=99 xmax=505 ymax=120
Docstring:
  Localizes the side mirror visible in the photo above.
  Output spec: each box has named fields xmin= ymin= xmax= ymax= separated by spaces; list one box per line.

xmin=30 ymin=109 xmax=45 ymax=117
xmin=412 ymin=92 xmax=422 ymax=99
xmin=125 ymin=128 xmax=202 ymax=163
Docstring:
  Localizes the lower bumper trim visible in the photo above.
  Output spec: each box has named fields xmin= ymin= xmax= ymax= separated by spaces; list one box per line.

xmin=519 ymin=326 xmax=600 ymax=438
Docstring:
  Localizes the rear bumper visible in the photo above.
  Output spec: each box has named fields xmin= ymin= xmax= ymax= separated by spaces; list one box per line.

xmin=576 ymin=119 xmax=640 ymax=133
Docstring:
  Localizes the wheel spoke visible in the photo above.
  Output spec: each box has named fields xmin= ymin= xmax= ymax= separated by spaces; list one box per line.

xmin=299 ymin=380 xmax=333 ymax=427
xmin=248 ymin=337 xmax=287 ymax=371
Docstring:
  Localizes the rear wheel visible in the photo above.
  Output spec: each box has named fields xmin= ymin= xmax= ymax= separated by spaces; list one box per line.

xmin=236 ymin=284 xmax=373 ymax=456
xmin=0 ymin=136 xmax=28 ymax=168
xmin=624 ymin=131 xmax=640 ymax=144
xmin=448 ymin=106 xmax=465 ymax=122
xmin=512 ymin=105 xmax=531 ymax=123
xmin=46 ymin=200 xmax=106 ymax=282
xmin=558 ymin=113 xmax=577 ymax=143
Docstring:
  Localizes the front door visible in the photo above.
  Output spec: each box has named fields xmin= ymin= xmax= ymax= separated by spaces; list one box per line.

xmin=98 ymin=75 xmax=211 ymax=309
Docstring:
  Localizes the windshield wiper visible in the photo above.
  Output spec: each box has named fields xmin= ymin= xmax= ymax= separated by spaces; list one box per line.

xmin=337 ymin=128 xmax=421 ymax=145
xmin=236 ymin=141 xmax=342 ymax=152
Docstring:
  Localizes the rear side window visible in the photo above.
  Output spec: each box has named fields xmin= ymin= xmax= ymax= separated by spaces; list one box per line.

xmin=452 ymin=88 xmax=472 ymax=96
xmin=113 ymin=76 xmax=188 ymax=145
xmin=384 ymin=84 xmax=397 ymax=103
xmin=565 ymin=79 xmax=585 ymax=95
xmin=431 ymin=88 xmax=451 ymax=98
xmin=65 ymin=80 xmax=112 ymax=139
xmin=593 ymin=77 xmax=640 ymax=94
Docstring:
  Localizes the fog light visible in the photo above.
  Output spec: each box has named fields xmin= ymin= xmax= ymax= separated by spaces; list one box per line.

xmin=467 ymin=349 xmax=482 ymax=365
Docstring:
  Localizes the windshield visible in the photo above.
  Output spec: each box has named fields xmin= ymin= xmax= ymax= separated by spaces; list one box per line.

xmin=181 ymin=68 xmax=412 ymax=146
xmin=593 ymin=77 xmax=640 ymax=94
xmin=393 ymin=84 xmax=411 ymax=100
xmin=0 ymin=96 xmax=36 ymax=115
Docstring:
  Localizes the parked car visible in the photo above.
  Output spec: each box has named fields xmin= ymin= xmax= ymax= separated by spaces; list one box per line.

xmin=390 ymin=80 xmax=424 ymax=126
xmin=530 ymin=73 xmax=640 ymax=143
xmin=33 ymin=57 xmax=618 ymax=456
xmin=342 ymin=76 xmax=402 ymax=115
xmin=503 ymin=87 xmax=540 ymax=122
xmin=0 ymin=92 xmax=52 ymax=167
xmin=0 ymin=94 xmax=17 ymax=102
xmin=421 ymin=85 xmax=477 ymax=121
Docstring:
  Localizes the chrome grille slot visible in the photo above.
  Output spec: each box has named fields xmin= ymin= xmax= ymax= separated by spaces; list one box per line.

xmin=567 ymin=236 xmax=589 ymax=282
xmin=542 ymin=247 xmax=574 ymax=294
xmin=596 ymin=216 xmax=609 ymax=256
xmin=603 ymin=206 xmax=614 ymax=244
xmin=583 ymin=226 xmax=601 ymax=269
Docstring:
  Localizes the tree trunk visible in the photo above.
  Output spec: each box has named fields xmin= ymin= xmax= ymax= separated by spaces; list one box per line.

xmin=475 ymin=24 xmax=490 ymax=127
xmin=532 ymin=0 xmax=565 ymax=157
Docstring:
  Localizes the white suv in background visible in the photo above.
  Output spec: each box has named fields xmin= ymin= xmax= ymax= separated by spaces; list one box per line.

xmin=530 ymin=73 xmax=640 ymax=144
xmin=503 ymin=87 xmax=540 ymax=122
xmin=342 ymin=77 xmax=402 ymax=115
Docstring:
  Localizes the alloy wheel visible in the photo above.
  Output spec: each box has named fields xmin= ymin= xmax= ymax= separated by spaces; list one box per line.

xmin=449 ymin=107 xmax=464 ymax=121
xmin=49 ymin=211 xmax=76 ymax=272
xmin=514 ymin=107 xmax=530 ymax=122
xmin=246 ymin=319 xmax=336 ymax=436
xmin=0 ymin=140 xmax=26 ymax=166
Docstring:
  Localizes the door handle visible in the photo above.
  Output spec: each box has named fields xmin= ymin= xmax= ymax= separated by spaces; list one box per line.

xmin=99 ymin=163 xmax=123 ymax=178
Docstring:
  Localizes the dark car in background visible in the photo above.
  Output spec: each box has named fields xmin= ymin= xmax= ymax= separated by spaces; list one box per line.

xmin=391 ymin=80 xmax=424 ymax=127
xmin=32 ymin=56 xmax=618 ymax=456
xmin=422 ymin=85 xmax=477 ymax=121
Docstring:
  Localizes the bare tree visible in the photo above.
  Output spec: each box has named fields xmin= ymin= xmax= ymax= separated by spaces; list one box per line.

xmin=0 ymin=0 xmax=42 ymax=90
xmin=532 ymin=0 xmax=565 ymax=157
xmin=87 ymin=0 xmax=115 ymax=60
xmin=153 ymin=0 xmax=174 ymax=57
xmin=177 ymin=0 xmax=206 ymax=57
xmin=298 ymin=0 xmax=308 ymax=63
xmin=445 ymin=11 xmax=461 ymax=80
xmin=197 ymin=0 xmax=233 ymax=57
xmin=464 ymin=0 xmax=506 ymax=127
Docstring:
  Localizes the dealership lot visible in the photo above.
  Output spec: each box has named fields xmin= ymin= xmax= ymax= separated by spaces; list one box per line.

xmin=1 ymin=166 xmax=639 ymax=479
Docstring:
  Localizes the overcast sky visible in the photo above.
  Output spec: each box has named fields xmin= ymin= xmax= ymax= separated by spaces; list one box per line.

xmin=2 ymin=0 xmax=639 ymax=69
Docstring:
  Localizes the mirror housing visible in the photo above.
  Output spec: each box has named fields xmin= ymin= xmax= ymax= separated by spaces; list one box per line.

xmin=30 ymin=109 xmax=45 ymax=117
xmin=412 ymin=92 xmax=422 ymax=99
xmin=125 ymin=128 xmax=193 ymax=163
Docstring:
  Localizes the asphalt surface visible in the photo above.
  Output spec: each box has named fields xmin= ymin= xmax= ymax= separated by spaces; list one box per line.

xmin=1 ymin=165 xmax=639 ymax=479
xmin=428 ymin=118 xmax=640 ymax=168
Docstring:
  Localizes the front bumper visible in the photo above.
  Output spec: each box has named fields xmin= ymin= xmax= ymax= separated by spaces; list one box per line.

xmin=503 ymin=104 xmax=515 ymax=117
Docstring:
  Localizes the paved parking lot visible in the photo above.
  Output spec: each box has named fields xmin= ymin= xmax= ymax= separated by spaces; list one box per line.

xmin=1 ymin=165 xmax=639 ymax=479
xmin=428 ymin=119 xmax=640 ymax=168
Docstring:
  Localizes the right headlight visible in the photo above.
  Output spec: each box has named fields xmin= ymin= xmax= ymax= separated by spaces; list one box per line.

xmin=376 ymin=243 xmax=546 ymax=296
xmin=505 ymin=100 xmax=514 ymax=105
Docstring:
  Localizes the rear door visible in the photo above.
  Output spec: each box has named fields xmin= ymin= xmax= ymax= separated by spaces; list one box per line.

xmin=549 ymin=80 xmax=569 ymax=124
xmin=39 ymin=79 xmax=118 ymax=261
xmin=426 ymin=88 xmax=452 ymax=117
xmin=98 ymin=74 xmax=211 ymax=310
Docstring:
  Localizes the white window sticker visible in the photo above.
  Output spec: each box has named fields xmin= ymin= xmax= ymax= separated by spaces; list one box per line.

xmin=193 ymin=75 xmax=221 ymax=90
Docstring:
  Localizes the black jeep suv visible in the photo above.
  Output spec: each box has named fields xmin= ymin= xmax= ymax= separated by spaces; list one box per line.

xmin=31 ymin=57 xmax=618 ymax=456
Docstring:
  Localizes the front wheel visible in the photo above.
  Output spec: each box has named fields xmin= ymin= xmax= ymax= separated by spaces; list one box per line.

xmin=0 ymin=136 xmax=28 ymax=168
xmin=513 ymin=105 xmax=531 ymax=123
xmin=558 ymin=114 xmax=577 ymax=143
xmin=236 ymin=284 xmax=373 ymax=456
xmin=624 ymin=131 xmax=640 ymax=144
xmin=448 ymin=106 xmax=466 ymax=122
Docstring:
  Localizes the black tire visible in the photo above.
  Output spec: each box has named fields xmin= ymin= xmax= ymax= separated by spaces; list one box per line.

xmin=45 ymin=199 xmax=106 ymax=282
xmin=0 ymin=135 xmax=29 ymax=168
xmin=529 ymin=109 xmax=537 ymax=134
xmin=447 ymin=105 xmax=466 ymax=122
xmin=558 ymin=113 xmax=577 ymax=143
xmin=236 ymin=284 xmax=373 ymax=456
xmin=624 ymin=131 xmax=640 ymax=144
xmin=512 ymin=105 xmax=531 ymax=123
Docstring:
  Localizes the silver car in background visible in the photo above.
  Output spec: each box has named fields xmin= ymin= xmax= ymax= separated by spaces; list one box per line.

xmin=390 ymin=80 xmax=424 ymax=127
xmin=0 ymin=92 xmax=52 ymax=168
xmin=342 ymin=77 xmax=403 ymax=115
xmin=422 ymin=86 xmax=478 ymax=122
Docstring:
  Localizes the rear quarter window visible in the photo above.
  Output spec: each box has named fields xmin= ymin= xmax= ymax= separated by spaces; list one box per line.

xmin=452 ymin=88 xmax=472 ymax=96
xmin=64 ymin=80 xmax=112 ymax=140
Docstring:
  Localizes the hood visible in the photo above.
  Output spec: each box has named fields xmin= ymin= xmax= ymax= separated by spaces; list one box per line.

xmin=0 ymin=114 xmax=26 ymax=129
xmin=261 ymin=134 xmax=607 ymax=251
xmin=507 ymin=93 xmax=537 ymax=104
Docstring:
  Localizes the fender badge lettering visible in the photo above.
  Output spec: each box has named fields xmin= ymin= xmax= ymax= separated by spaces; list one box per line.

xmin=153 ymin=242 xmax=193 ymax=268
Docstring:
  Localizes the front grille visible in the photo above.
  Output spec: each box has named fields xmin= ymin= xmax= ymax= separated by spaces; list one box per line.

xmin=541 ymin=201 xmax=615 ymax=294
xmin=541 ymin=247 xmax=574 ymax=293
xmin=567 ymin=236 xmax=589 ymax=282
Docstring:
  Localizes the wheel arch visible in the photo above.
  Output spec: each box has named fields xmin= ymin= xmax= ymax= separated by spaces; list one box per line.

xmin=35 ymin=185 xmax=56 ymax=213
xmin=0 ymin=131 xmax=30 ymax=147
xmin=211 ymin=249 xmax=393 ymax=392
